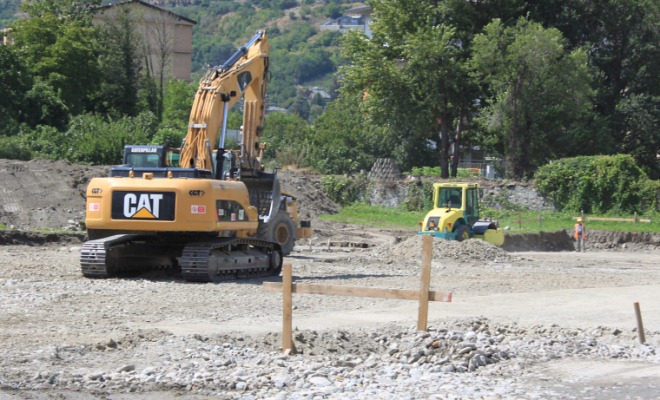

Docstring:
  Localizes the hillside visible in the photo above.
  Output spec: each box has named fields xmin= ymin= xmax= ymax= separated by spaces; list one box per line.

xmin=0 ymin=0 xmax=20 ymax=28
xmin=1 ymin=0 xmax=359 ymax=109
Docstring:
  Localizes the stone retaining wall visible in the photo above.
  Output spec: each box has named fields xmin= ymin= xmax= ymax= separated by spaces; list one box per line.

xmin=367 ymin=177 xmax=550 ymax=211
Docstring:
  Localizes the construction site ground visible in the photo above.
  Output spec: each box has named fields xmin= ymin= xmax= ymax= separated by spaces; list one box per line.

xmin=0 ymin=159 xmax=658 ymax=399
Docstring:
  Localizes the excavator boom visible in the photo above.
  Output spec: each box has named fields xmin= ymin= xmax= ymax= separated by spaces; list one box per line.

xmin=180 ymin=30 xmax=269 ymax=177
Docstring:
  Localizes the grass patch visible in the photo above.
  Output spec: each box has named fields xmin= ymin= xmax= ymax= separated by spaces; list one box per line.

xmin=486 ymin=209 xmax=660 ymax=235
xmin=320 ymin=203 xmax=424 ymax=231
xmin=321 ymin=204 xmax=660 ymax=234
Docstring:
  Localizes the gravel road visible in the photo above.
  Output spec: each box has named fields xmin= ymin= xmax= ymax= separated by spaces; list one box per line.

xmin=1 ymin=222 xmax=658 ymax=399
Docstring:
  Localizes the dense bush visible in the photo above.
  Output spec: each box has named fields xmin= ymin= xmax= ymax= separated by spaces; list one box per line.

xmin=320 ymin=174 xmax=369 ymax=206
xmin=27 ymin=112 xmax=157 ymax=165
xmin=534 ymin=155 xmax=659 ymax=214
xmin=401 ymin=180 xmax=434 ymax=212
xmin=0 ymin=135 xmax=32 ymax=160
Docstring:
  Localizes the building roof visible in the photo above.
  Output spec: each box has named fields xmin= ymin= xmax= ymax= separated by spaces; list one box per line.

xmin=98 ymin=0 xmax=196 ymax=25
xmin=346 ymin=5 xmax=372 ymax=16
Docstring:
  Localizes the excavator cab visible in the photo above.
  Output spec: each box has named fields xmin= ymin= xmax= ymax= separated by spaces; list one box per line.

xmin=123 ymin=146 xmax=167 ymax=167
xmin=122 ymin=145 xmax=181 ymax=168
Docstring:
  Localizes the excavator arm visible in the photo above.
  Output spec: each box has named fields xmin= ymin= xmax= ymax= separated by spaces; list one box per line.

xmin=180 ymin=30 xmax=269 ymax=177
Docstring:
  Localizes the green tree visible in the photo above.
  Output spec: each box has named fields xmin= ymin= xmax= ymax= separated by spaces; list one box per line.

xmin=341 ymin=0 xmax=476 ymax=178
xmin=23 ymin=79 xmax=69 ymax=130
xmin=618 ymin=93 xmax=660 ymax=178
xmin=95 ymin=6 xmax=143 ymax=117
xmin=261 ymin=112 xmax=310 ymax=168
xmin=11 ymin=1 xmax=101 ymax=115
xmin=470 ymin=17 xmax=595 ymax=179
xmin=525 ymin=0 xmax=660 ymax=178
xmin=0 ymin=45 xmax=32 ymax=133
xmin=307 ymin=93 xmax=390 ymax=174
xmin=160 ymin=79 xmax=196 ymax=132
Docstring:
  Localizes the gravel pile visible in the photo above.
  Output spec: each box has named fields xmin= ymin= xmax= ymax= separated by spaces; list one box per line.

xmin=379 ymin=235 xmax=518 ymax=264
xmin=0 ymin=318 xmax=656 ymax=399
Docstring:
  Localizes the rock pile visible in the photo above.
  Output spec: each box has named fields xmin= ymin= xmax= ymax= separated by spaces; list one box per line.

xmin=368 ymin=158 xmax=402 ymax=181
xmin=1 ymin=318 xmax=656 ymax=399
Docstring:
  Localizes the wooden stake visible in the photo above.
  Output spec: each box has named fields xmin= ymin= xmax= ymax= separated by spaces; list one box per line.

xmin=282 ymin=264 xmax=297 ymax=354
xmin=417 ymin=235 xmax=433 ymax=331
xmin=634 ymin=301 xmax=646 ymax=344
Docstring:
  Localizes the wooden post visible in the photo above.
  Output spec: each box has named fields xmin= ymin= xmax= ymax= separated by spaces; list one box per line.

xmin=518 ymin=211 xmax=522 ymax=229
xmin=634 ymin=211 xmax=639 ymax=225
xmin=417 ymin=235 xmax=433 ymax=331
xmin=634 ymin=301 xmax=646 ymax=344
xmin=282 ymin=264 xmax=297 ymax=354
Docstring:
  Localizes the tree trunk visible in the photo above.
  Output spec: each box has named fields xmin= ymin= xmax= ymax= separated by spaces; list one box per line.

xmin=508 ymin=76 xmax=525 ymax=179
xmin=450 ymin=109 xmax=463 ymax=178
xmin=439 ymin=114 xmax=450 ymax=179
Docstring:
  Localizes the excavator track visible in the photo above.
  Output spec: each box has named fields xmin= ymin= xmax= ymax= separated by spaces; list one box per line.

xmin=180 ymin=238 xmax=282 ymax=282
xmin=80 ymin=234 xmax=179 ymax=278
xmin=80 ymin=235 xmax=282 ymax=282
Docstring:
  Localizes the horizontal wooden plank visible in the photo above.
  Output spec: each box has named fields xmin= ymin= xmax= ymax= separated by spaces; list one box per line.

xmin=573 ymin=217 xmax=651 ymax=223
xmin=263 ymin=282 xmax=452 ymax=302
xmin=583 ymin=217 xmax=651 ymax=223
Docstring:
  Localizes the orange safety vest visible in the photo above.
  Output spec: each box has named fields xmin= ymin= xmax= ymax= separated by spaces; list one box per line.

xmin=574 ymin=223 xmax=586 ymax=239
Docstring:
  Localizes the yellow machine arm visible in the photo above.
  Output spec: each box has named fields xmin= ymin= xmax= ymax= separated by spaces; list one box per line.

xmin=180 ymin=30 xmax=269 ymax=177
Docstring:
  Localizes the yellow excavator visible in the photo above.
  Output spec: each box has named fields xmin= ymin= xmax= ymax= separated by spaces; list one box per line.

xmin=81 ymin=30 xmax=311 ymax=281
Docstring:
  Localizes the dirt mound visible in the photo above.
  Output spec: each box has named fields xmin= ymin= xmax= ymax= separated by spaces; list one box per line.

xmin=277 ymin=169 xmax=339 ymax=220
xmin=501 ymin=230 xmax=575 ymax=252
xmin=0 ymin=158 xmax=107 ymax=231
xmin=381 ymin=235 xmax=516 ymax=263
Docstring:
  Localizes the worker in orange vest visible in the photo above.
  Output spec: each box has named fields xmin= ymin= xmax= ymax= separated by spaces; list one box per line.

xmin=574 ymin=217 xmax=586 ymax=252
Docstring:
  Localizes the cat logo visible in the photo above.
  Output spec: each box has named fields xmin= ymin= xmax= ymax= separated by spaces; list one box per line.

xmin=111 ymin=191 xmax=176 ymax=221
xmin=124 ymin=193 xmax=163 ymax=219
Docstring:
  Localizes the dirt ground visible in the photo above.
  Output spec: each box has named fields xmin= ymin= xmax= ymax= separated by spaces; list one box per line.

xmin=0 ymin=223 xmax=659 ymax=398
xmin=0 ymin=159 xmax=659 ymax=398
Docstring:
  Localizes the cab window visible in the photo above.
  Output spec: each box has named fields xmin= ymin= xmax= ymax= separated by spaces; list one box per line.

xmin=438 ymin=188 xmax=462 ymax=208
xmin=216 ymin=200 xmax=248 ymax=222
xmin=126 ymin=153 xmax=160 ymax=168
